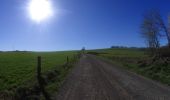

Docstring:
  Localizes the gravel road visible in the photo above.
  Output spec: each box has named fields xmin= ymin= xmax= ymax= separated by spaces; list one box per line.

xmin=54 ymin=54 xmax=170 ymax=100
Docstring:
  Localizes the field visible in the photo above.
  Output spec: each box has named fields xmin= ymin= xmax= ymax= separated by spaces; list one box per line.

xmin=89 ymin=48 xmax=170 ymax=86
xmin=0 ymin=51 xmax=77 ymax=92
xmin=91 ymin=48 xmax=146 ymax=57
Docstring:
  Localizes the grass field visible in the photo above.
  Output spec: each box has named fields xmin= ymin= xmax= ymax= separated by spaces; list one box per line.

xmin=92 ymin=48 xmax=146 ymax=57
xmin=90 ymin=48 xmax=170 ymax=86
xmin=0 ymin=51 xmax=77 ymax=91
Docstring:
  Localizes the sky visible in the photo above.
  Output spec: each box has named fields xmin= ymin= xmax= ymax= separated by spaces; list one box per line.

xmin=0 ymin=0 xmax=170 ymax=51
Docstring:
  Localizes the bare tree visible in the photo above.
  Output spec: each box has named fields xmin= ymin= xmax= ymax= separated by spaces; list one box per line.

xmin=82 ymin=47 xmax=85 ymax=54
xmin=155 ymin=12 xmax=170 ymax=47
xmin=167 ymin=15 xmax=170 ymax=47
xmin=141 ymin=10 xmax=162 ymax=56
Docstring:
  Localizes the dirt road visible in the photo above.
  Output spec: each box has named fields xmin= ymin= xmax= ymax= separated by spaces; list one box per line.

xmin=54 ymin=54 xmax=170 ymax=100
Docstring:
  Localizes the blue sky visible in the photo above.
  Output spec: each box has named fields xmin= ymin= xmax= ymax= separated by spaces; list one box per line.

xmin=0 ymin=0 xmax=170 ymax=51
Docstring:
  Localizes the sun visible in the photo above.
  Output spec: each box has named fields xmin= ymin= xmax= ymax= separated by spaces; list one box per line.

xmin=28 ymin=0 xmax=53 ymax=22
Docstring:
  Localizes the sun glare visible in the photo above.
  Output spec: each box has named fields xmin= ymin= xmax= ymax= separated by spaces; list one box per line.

xmin=28 ymin=0 xmax=53 ymax=22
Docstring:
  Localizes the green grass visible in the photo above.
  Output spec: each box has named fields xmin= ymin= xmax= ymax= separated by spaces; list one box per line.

xmin=0 ymin=51 xmax=77 ymax=91
xmin=89 ymin=48 xmax=146 ymax=57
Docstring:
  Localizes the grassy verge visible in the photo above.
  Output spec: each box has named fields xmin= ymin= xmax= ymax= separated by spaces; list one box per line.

xmin=89 ymin=48 xmax=170 ymax=86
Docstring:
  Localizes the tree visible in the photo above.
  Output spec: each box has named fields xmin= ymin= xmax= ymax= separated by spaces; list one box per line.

xmin=167 ymin=15 xmax=170 ymax=47
xmin=82 ymin=47 xmax=85 ymax=54
xmin=141 ymin=10 xmax=162 ymax=56
xmin=154 ymin=11 xmax=170 ymax=47
xmin=141 ymin=9 xmax=170 ymax=48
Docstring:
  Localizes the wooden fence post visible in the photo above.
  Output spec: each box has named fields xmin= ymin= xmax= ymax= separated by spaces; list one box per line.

xmin=37 ymin=56 xmax=51 ymax=100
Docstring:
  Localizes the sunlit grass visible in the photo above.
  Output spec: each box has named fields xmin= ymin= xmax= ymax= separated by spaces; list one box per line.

xmin=0 ymin=51 xmax=76 ymax=91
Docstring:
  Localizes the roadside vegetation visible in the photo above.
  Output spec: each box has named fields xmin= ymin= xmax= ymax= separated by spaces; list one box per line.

xmin=0 ymin=51 xmax=79 ymax=99
xmin=88 ymin=48 xmax=170 ymax=86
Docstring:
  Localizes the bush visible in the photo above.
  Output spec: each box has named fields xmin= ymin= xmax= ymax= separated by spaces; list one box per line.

xmin=159 ymin=47 xmax=170 ymax=57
